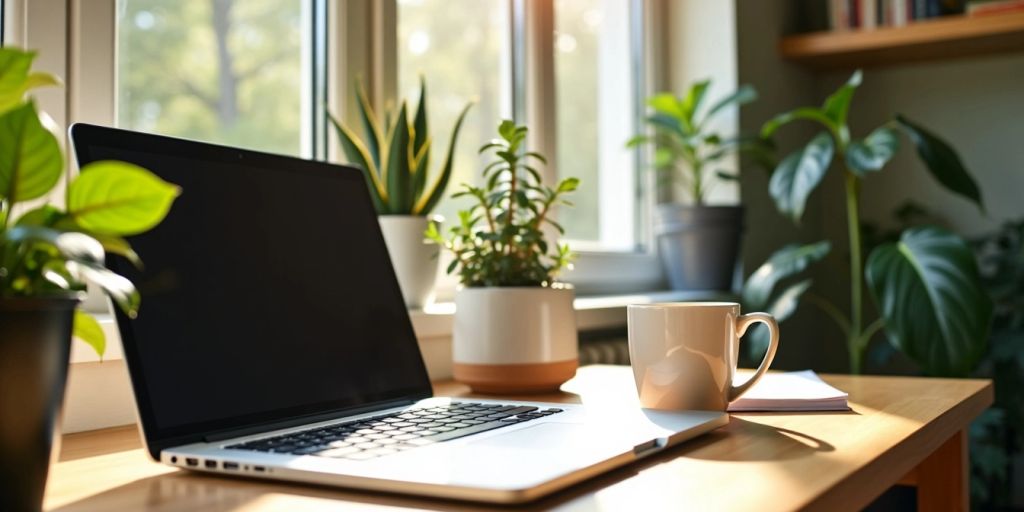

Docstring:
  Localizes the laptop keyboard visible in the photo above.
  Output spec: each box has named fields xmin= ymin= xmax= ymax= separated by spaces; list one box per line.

xmin=226 ymin=402 xmax=563 ymax=461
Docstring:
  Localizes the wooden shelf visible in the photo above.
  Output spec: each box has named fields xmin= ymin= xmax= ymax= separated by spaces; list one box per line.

xmin=779 ymin=12 xmax=1024 ymax=70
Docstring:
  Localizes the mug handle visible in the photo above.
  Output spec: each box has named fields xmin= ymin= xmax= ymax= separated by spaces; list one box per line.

xmin=728 ymin=312 xmax=780 ymax=402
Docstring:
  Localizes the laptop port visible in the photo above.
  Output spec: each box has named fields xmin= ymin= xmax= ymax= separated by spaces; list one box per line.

xmin=185 ymin=458 xmax=199 ymax=467
xmin=253 ymin=466 xmax=266 ymax=472
xmin=223 ymin=462 xmax=239 ymax=470
xmin=204 ymin=459 xmax=217 ymax=469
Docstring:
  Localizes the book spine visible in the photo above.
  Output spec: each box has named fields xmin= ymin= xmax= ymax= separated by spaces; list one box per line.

xmin=915 ymin=0 xmax=927 ymax=19
xmin=894 ymin=0 xmax=908 ymax=25
xmin=861 ymin=0 xmax=878 ymax=28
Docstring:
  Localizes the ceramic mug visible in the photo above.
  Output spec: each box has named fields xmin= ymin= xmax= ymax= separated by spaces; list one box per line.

xmin=627 ymin=302 xmax=779 ymax=411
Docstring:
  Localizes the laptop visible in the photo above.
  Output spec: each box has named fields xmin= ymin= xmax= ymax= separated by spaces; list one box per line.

xmin=69 ymin=123 xmax=728 ymax=504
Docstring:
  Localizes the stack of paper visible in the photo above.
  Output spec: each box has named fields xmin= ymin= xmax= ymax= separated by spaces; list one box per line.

xmin=728 ymin=370 xmax=850 ymax=412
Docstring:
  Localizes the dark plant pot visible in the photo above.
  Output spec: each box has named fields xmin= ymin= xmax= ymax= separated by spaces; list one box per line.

xmin=0 ymin=297 xmax=78 ymax=512
xmin=653 ymin=204 xmax=744 ymax=291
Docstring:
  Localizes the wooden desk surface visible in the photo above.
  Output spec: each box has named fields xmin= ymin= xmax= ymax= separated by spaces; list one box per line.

xmin=44 ymin=365 xmax=992 ymax=511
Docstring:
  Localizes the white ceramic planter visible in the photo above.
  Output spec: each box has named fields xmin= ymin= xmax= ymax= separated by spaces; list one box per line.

xmin=453 ymin=286 xmax=578 ymax=393
xmin=378 ymin=215 xmax=440 ymax=308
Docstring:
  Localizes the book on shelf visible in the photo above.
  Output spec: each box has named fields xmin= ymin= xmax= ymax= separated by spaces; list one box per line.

xmin=828 ymin=0 xmax=967 ymax=30
xmin=966 ymin=0 xmax=1024 ymax=15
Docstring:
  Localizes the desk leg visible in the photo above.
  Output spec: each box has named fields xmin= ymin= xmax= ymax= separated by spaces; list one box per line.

xmin=913 ymin=429 xmax=968 ymax=512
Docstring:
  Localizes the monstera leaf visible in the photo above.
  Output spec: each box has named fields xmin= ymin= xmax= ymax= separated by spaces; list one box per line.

xmin=741 ymin=241 xmax=831 ymax=358
xmin=896 ymin=115 xmax=984 ymax=211
xmin=742 ymin=241 xmax=832 ymax=309
xmin=769 ymin=132 xmax=834 ymax=223
xmin=865 ymin=226 xmax=993 ymax=376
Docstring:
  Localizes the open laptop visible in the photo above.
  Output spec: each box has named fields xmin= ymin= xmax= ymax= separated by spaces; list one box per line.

xmin=69 ymin=123 xmax=728 ymax=504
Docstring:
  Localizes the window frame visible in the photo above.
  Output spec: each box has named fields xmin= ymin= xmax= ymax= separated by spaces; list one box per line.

xmin=15 ymin=0 xmax=671 ymax=316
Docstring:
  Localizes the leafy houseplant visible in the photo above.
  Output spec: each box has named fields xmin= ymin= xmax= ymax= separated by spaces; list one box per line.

xmin=328 ymin=79 xmax=472 ymax=308
xmin=758 ymin=70 xmax=992 ymax=376
xmin=428 ymin=120 xmax=579 ymax=393
xmin=0 ymin=48 xmax=178 ymax=511
xmin=628 ymin=80 xmax=759 ymax=291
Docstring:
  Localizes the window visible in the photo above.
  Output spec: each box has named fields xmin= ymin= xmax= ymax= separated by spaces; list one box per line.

xmin=396 ymin=0 xmax=512 ymax=227
xmin=116 ymin=0 xmax=314 ymax=157
xmin=554 ymin=0 xmax=637 ymax=250
xmin=62 ymin=0 xmax=664 ymax=299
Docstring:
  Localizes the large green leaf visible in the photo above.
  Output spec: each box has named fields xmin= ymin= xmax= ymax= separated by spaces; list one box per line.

xmin=414 ymin=102 xmax=472 ymax=215
xmin=845 ymin=125 xmax=899 ymax=176
xmin=865 ymin=226 xmax=993 ymax=376
xmin=702 ymin=84 xmax=758 ymax=125
xmin=73 ymin=310 xmax=106 ymax=358
xmin=760 ymin=107 xmax=836 ymax=139
xmin=646 ymin=93 xmax=686 ymax=120
xmin=327 ymin=112 xmax=386 ymax=212
xmin=769 ymin=132 xmax=834 ymax=222
xmin=67 ymin=161 xmax=180 ymax=236
xmin=412 ymin=75 xmax=429 ymax=157
xmin=0 ymin=48 xmax=34 ymax=112
xmin=895 ymin=114 xmax=984 ymax=211
xmin=742 ymin=240 xmax=832 ymax=309
xmin=67 ymin=260 xmax=140 ymax=317
xmin=384 ymin=103 xmax=412 ymax=213
xmin=822 ymin=70 xmax=862 ymax=129
xmin=355 ymin=82 xmax=383 ymax=169
xmin=746 ymin=279 xmax=813 ymax=358
xmin=0 ymin=101 xmax=63 ymax=203
xmin=680 ymin=79 xmax=710 ymax=128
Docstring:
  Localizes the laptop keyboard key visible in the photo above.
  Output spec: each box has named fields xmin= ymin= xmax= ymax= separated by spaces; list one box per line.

xmin=292 ymin=446 xmax=327 ymax=455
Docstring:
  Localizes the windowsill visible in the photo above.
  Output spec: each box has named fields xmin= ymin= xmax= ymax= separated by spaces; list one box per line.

xmin=408 ymin=289 xmax=734 ymax=339
xmin=72 ymin=290 xmax=734 ymax=365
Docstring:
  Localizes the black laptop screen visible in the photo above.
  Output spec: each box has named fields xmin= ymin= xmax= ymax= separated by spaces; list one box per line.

xmin=71 ymin=125 xmax=432 ymax=444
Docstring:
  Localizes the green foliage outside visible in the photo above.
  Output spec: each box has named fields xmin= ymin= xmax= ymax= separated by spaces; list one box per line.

xmin=0 ymin=48 xmax=179 ymax=357
xmin=428 ymin=121 xmax=578 ymax=287
xmin=118 ymin=0 xmax=302 ymax=156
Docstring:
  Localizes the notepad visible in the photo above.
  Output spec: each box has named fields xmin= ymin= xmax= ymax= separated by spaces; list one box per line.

xmin=728 ymin=370 xmax=850 ymax=412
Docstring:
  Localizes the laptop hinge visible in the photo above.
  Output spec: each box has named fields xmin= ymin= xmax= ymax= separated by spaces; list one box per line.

xmin=203 ymin=398 xmax=418 ymax=443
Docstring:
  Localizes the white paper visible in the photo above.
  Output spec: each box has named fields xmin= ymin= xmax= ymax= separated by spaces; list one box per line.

xmin=728 ymin=370 xmax=850 ymax=412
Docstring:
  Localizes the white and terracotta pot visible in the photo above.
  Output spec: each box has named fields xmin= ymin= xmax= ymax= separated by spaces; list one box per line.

xmin=378 ymin=215 xmax=439 ymax=309
xmin=453 ymin=286 xmax=578 ymax=393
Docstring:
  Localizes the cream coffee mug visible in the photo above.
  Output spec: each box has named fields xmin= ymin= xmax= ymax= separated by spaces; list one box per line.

xmin=627 ymin=302 xmax=780 ymax=411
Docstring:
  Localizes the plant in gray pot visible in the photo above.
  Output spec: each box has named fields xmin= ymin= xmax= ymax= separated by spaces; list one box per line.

xmin=627 ymin=80 xmax=759 ymax=291
xmin=0 ymin=48 xmax=179 ymax=511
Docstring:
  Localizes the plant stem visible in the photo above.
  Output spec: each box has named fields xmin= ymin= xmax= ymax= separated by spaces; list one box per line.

xmin=844 ymin=170 xmax=864 ymax=374
xmin=506 ymin=158 xmax=517 ymax=256
xmin=691 ymin=159 xmax=703 ymax=205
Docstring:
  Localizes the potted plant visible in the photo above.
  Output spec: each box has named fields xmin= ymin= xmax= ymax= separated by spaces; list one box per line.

xmin=627 ymin=80 xmax=759 ymax=291
xmin=329 ymin=79 xmax=472 ymax=308
xmin=428 ymin=120 xmax=579 ymax=393
xmin=757 ymin=70 xmax=992 ymax=375
xmin=0 ymin=48 xmax=179 ymax=511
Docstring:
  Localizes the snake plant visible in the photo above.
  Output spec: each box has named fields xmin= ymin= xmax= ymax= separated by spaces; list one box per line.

xmin=328 ymin=79 xmax=472 ymax=216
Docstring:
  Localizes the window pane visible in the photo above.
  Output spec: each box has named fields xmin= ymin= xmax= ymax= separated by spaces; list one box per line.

xmin=116 ymin=0 xmax=307 ymax=157
xmin=397 ymin=0 xmax=511 ymax=226
xmin=554 ymin=0 xmax=637 ymax=250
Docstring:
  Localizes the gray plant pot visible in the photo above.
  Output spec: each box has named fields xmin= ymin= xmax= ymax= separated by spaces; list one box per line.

xmin=653 ymin=204 xmax=744 ymax=291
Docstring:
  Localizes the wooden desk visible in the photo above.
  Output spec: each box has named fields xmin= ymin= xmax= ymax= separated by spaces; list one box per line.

xmin=44 ymin=365 xmax=992 ymax=511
